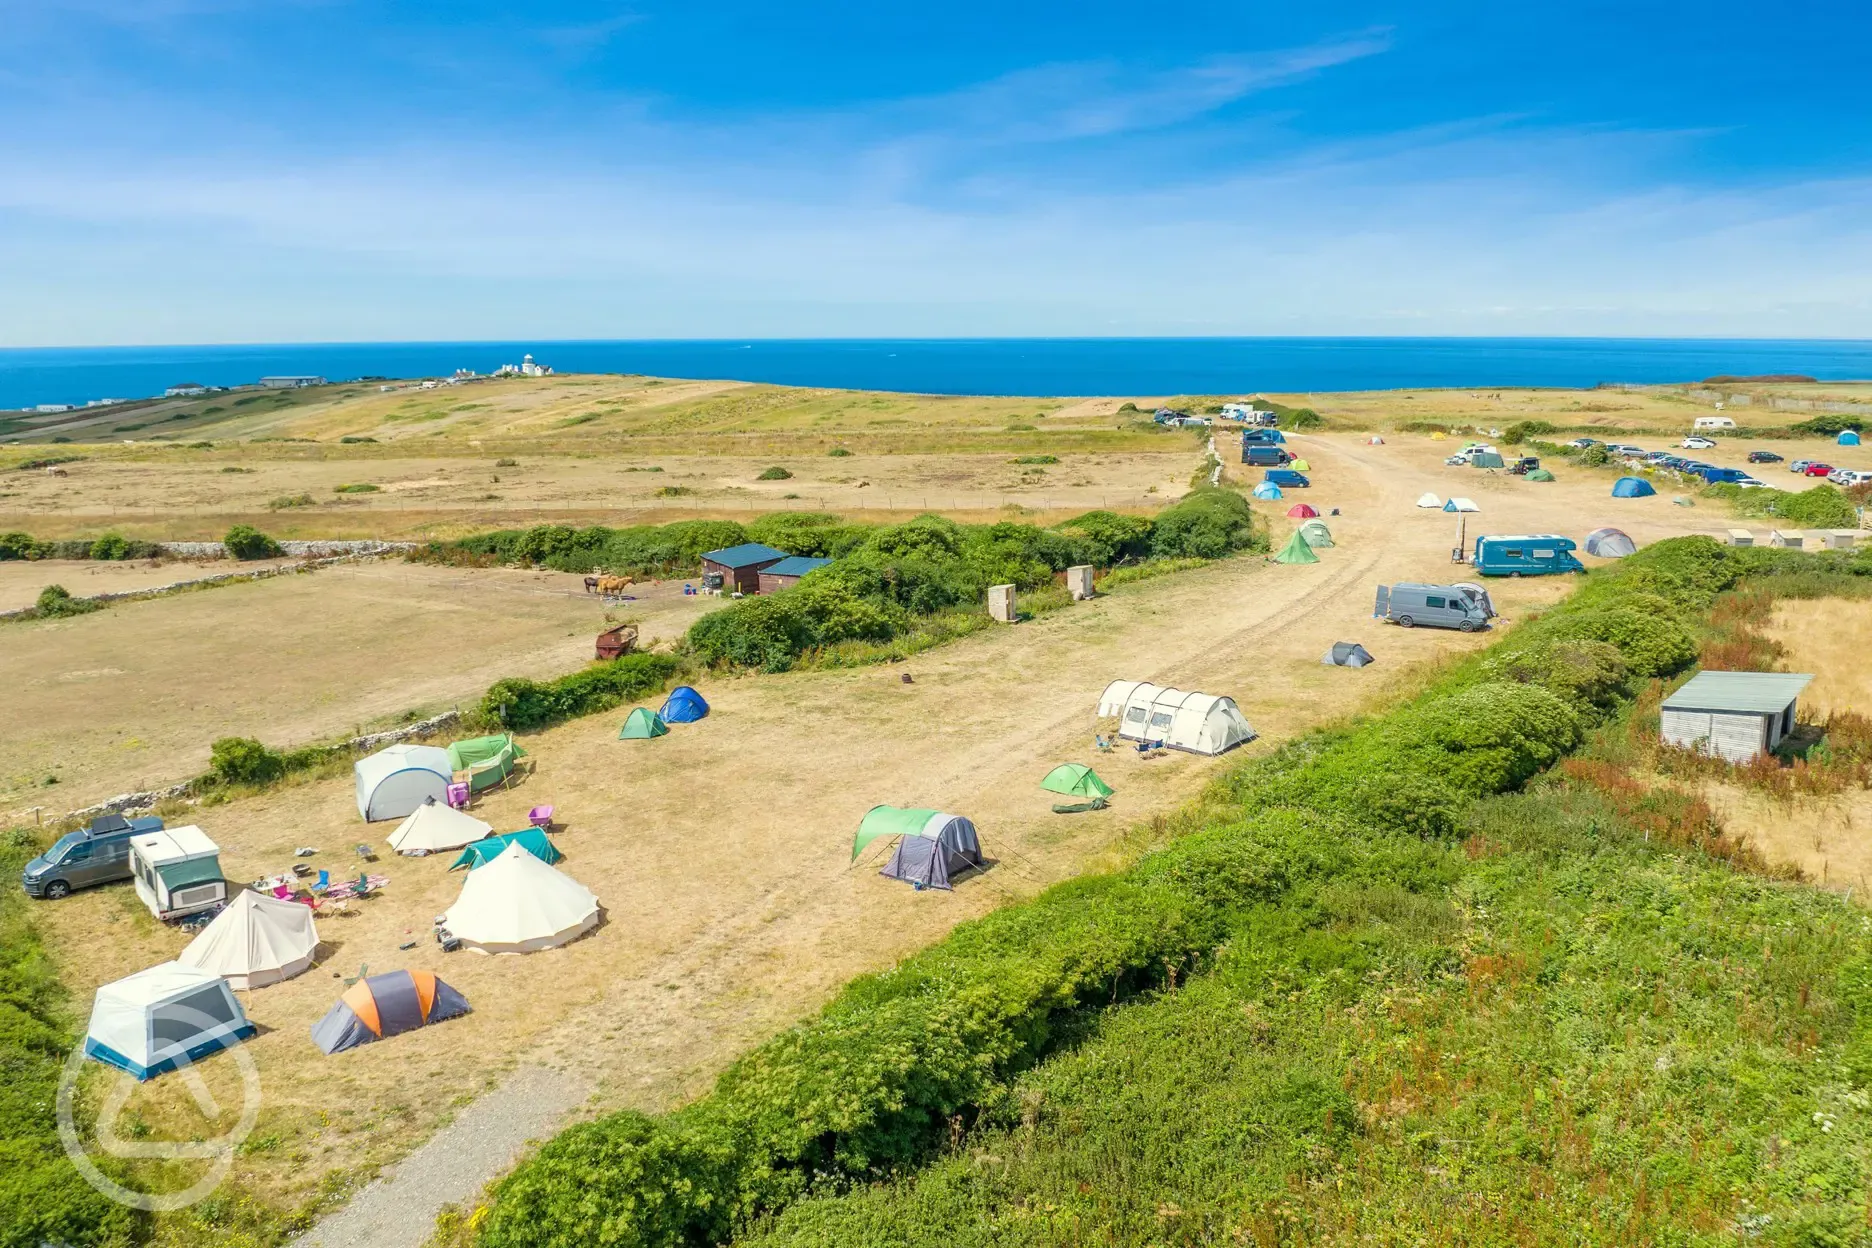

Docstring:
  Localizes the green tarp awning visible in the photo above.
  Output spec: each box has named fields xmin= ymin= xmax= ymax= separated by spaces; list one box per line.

xmin=852 ymin=806 xmax=940 ymax=860
xmin=449 ymin=828 xmax=561 ymax=871
xmin=448 ymin=735 xmax=524 ymax=771
xmin=619 ymin=708 xmax=669 ymax=740
xmin=1039 ymin=764 xmax=1114 ymax=799
xmin=1273 ymin=531 xmax=1319 ymax=564
xmin=156 ymin=857 xmax=223 ymax=890
xmin=1470 ymin=452 xmax=1505 ymax=468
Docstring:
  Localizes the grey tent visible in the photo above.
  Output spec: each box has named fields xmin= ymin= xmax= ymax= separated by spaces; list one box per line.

xmin=1584 ymin=527 xmax=1638 ymax=558
xmin=863 ymin=808 xmax=984 ymax=890
xmin=1321 ymin=642 xmax=1375 ymax=668
xmin=310 ymin=970 xmax=471 ymax=1055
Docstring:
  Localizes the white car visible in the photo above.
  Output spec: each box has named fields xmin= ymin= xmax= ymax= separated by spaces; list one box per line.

xmin=1681 ymin=436 xmax=1717 ymax=450
xmin=1828 ymin=468 xmax=1872 ymax=487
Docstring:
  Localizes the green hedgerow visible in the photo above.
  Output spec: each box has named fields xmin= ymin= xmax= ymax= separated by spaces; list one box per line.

xmin=223 ymin=524 xmax=284 ymax=560
xmin=208 ymin=736 xmax=286 ymax=785
xmin=32 ymin=585 xmax=101 ymax=618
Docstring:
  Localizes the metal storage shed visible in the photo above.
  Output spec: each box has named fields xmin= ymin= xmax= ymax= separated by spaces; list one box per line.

xmin=1661 ymin=671 xmax=1813 ymax=762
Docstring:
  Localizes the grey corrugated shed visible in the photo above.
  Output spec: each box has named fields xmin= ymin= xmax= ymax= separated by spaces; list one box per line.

xmin=1663 ymin=671 xmax=1813 ymax=714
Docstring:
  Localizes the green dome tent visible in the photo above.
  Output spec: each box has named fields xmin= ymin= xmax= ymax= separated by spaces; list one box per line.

xmin=1040 ymin=764 xmax=1113 ymax=799
xmin=1273 ymin=530 xmax=1319 ymax=564
xmin=446 ymin=734 xmax=525 ymax=793
xmin=1526 ymin=468 xmax=1556 ymax=482
xmin=618 ymin=708 xmax=669 ymax=739
xmin=1297 ymin=519 xmax=1334 ymax=547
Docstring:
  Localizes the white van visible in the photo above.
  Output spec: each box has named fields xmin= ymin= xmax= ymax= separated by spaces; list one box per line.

xmin=1693 ymin=415 xmax=1737 ymax=431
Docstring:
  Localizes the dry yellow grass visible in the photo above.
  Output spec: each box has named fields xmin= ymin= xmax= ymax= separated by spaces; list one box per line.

xmin=1764 ymin=597 xmax=1872 ymax=715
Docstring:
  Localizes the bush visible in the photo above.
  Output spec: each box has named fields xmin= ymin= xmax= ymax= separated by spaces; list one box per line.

xmin=268 ymin=493 xmax=317 ymax=510
xmin=1483 ymin=638 xmax=1629 ymax=715
xmin=1012 ymin=455 xmax=1059 ymax=465
xmin=1792 ymin=415 xmax=1864 ymax=436
xmin=495 ymin=458 xmax=518 ymax=468
xmin=826 ymin=448 xmax=853 ymax=457
xmin=1547 ymin=599 xmax=1699 ymax=678
xmin=334 ymin=482 xmax=380 ymax=494
xmin=655 ymin=486 xmax=693 ymax=498
xmin=224 ymin=525 xmax=284 ymax=560
xmin=208 ymin=736 xmax=286 ymax=785
xmin=479 ymin=653 xmax=682 ymax=732
xmin=688 ymin=583 xmax=905 ymax=673
xmin=0 ymin=532 xmax=34 ymax=561
xmin=32 ymin=585 xmax=100 ymax=618
xmin=1580 ymin=444 xmax=1612 ymax=467
xmin=756 ymin=467 xmax=793 ymax=481
xmin=1502 ymin=419 xmax=1557 ymax=445
xmin=1284 ymin=408 xmax=1323 ymax=430
xmin=1055 ymin=511 xmax=1153 ymax=564
xmin=1148 ymin=489 xmax=1260 ymax=559
xmin=88 ymin=533 xmax=132 ymax=561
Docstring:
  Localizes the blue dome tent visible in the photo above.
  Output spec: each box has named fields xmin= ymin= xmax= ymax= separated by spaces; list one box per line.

xmin=1251 ymin=482 xmax=1283 ymax=500
xmin=659 ymin=686 xmax=710 ymax=723
xmin=1611 ymin=477 xmax=1657 ymax=498
xmin=1839 ymin=430 xmax=1862 ymax=446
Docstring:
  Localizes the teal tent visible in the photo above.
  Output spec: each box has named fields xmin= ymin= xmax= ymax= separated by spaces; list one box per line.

xmin=619 ymin=708 xmax=669 ymax=740
xmin=449 ymin=828 xmax=561 ymax=871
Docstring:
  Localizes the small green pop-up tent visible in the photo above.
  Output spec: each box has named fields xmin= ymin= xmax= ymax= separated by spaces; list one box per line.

xmin=449 ymin=827 xmax=561 ymax=871
xmin=447 ymin=734 xmax=525 ymax=793
xmin=1039 ymin=764 xmax=1113 ymax=799
xmin=618 ymin=708 xmax=669 ymax=740
xmin=1273 ymin=530 xmax=1319 ymax=564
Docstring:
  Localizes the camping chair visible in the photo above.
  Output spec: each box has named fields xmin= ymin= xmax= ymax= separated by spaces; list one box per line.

xmin=528 ymin=804 xmax=554 ymax=830
xmin=353 ymin=872 xmax=374 ymax=899
xmin=446 ymin=782 xmax=471 ymax=809
xmin=271 ymin=884 xmax=295 ymax=901
xmin=1094 ymin=734 xmax=1114 ymax=753
xmin=354 ymin=843 xmax=376 ymax=863
xmin=311 ymin=870 xmax=330 ymax=894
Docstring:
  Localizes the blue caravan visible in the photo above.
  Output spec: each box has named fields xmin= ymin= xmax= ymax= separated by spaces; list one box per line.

xmin=1471 ymin=534 xmax=1585 ymax=577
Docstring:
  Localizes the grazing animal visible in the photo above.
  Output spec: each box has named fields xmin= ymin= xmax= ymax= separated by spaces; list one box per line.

xmin=583 ymin=576 xmax=600 ymax=594
xmin=595 ymin=574 xmax=634 ymax=596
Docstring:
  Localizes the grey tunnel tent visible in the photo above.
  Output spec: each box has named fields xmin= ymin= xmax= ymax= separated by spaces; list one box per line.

xmin=1321 ymin=642 xmax=1375 ymax=668
xmin=852 ymin=806 xmax=984 ymax=891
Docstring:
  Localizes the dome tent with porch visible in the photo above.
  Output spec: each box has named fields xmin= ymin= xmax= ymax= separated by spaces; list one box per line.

xmin=311 ymin=969 xmax=471 ymax=1055
xmin=1097 ymin=682 xmax=1256 ymax=755
xmin=179 ymin=888 xmax=320 ymax=990
xmin=851 ymin=806 xmax=984 ymax=891
xmin=619 ymin=707 xmax=669 ymax=739
xmin=355 ymin=744 xmax=453 ymax=822
xmin=1039 ymin=764 xmax=1113 ymax=799
xmin=1297 ymin=519 xmax=1333 ymax=547
xmin=84 ymin=962 xmax=255 ymax=1080
xmin=659 ymin=686 xmax=710 ymax=723
xmin=1321 ymin=642 xmax=1375 ymax=668
xmin=1585 ymin=527 xmax=1639 ymax=558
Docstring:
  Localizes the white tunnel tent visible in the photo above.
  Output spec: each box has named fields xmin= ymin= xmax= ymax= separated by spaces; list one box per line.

xmin=1097 ymin=682 xmax=1257 ymax=755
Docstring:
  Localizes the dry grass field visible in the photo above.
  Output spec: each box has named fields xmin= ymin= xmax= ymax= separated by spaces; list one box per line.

xmin=0 ymin=563 xmax=712 ymax=817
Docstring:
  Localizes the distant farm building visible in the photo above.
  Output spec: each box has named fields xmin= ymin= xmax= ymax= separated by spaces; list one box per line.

xmin=259 ymin=376 xmax=327 ymax=389
xmin=166 ymin=382 xmax=210 ymax=397
xmin=700 ymin=543 xmax=788 ymax=593
xmin=759 ymin=556 xmax=832 ymax=593
xmin=1661 ymin=671 xmax=1813 ymax=763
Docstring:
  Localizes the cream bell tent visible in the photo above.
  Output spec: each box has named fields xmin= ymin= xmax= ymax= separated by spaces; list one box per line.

xmin=440 ymin=842 xmax=600 ymax=954
xmin=1416 ymin=493 xmax=1443 ymax=509
xmin=388 ymin=799 xmax=492 ymax=855
xmin=84 ymin=962 xmax=255 ymax=1080
xmin=355 ymin=744 xmax=453 ymax=822
xmin=1096 ymin=682 xmax=1256 ymax=755
xmin=179 ymin=888 xmax=320 ymax=989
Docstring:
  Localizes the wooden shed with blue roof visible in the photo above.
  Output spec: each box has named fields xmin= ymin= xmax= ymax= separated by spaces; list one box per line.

xmin=700 ymin=542 xmax=789 ymax=593
xmin=759 ymin=555 xmax=833 ymax=593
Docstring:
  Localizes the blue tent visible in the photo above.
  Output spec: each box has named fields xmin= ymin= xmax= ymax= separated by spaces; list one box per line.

xmin=449 ymin=828 xmax=561 ymax=871
xmin=659 ymin=685 xmax=710 ymax=723
xmin=1611 ymin=476 xmax=1656 ymax=498
xmin=1251 ymin=482 xmax=1283 ymax=500
xmin=1839 ymin=430 xmax=1862 ymax=446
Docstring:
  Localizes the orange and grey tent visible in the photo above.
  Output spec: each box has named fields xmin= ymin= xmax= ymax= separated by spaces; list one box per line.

xmin=310 ymin=969 xmax=470 ymax=1055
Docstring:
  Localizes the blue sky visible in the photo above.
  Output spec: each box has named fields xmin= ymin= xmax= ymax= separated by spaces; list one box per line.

xmin=2 ymin=0 xmax=1870 ymax=344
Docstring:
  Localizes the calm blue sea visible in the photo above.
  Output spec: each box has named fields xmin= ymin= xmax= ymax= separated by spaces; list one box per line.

xmin=4 ymin=338 xmax=1872 ymax=411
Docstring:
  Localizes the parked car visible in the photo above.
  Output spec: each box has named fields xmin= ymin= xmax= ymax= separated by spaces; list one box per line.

xmin=1263 ymin=469 xmax=1310 ymax=488
xmin=1643 ymin=450 xmax=1675 ymax=464
xmin=1374 ymin=582 xmax=1496 ymax=632
xmin=1681 ymin=436 xmax=1718 ymax=450
xmin=1790 ymin=459 xmax=1815 ymax=473
xmin=1566 ymin=437 xmax=1601 ymax=449
xmin=1803 ymin=463 xmax=1836 ymax=477
xmin=1828 ymin=468 xmax=1872 ymax=487
xmin=1748 ymin=450 xmax=1785 ymax=464
xmin=22 ymin=814 xmax=165 ymax=900
xmin=1609 ymin=444 xmax=1647 ymax=456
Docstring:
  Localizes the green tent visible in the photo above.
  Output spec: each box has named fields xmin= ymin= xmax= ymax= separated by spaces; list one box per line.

xmin=618 ymin=708 xmax=669 ymax=740
xmin=1526 ymin=468 xmax=1556 ymax=482
xmin=1297 ymin=519 xmax=1334 ymax=547
xmin=1039 ymin=764 xmax=1113 ymax=799
xmin=851 ymin=805 xmax=941 ymax=860
xmin=1470 ymin=451 xmax=1506 ymax=469
xmin=447 ymin=734 xmax=525 ymax=793
xmin=1273 ymin=530 xmax=1319 ymax=564
xmin=449 ymin=828 xmax=561 ymax=871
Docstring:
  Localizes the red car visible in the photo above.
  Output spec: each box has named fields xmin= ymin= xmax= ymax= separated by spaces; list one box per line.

xmin=1803 ymin=462 xmax=1835 ymax=477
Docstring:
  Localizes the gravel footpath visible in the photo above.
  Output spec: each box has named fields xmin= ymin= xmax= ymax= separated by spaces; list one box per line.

xmin=295 ymin=1066 xmax=591 ymax=1248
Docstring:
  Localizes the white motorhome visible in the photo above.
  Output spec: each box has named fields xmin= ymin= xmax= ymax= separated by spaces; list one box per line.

xmin=1693 ymin=415 xmax=1737 ymax=431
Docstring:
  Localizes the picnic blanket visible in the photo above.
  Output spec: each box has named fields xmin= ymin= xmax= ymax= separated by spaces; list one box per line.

xmin=318 ymin=873 xmax=389 ymax=903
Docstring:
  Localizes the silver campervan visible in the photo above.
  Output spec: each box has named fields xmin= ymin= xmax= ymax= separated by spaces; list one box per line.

xmin=1373 ymin=582 xmax=1497 ymax=632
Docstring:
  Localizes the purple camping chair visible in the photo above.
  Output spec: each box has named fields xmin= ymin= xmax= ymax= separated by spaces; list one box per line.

xmin=528 ymin=805 xmax=554 ymax=830
xmin=446 ymin=782 xmax=471 ymax=809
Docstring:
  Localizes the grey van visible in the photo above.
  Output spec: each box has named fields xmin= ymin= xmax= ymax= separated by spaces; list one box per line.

xmin=1241 ymin=445 xmax=1292 ymax=467
xmin=22 ymin=813 xmax=164 ymax=900
xmin=1374 ymin=582 xmax=1497 ymax=632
